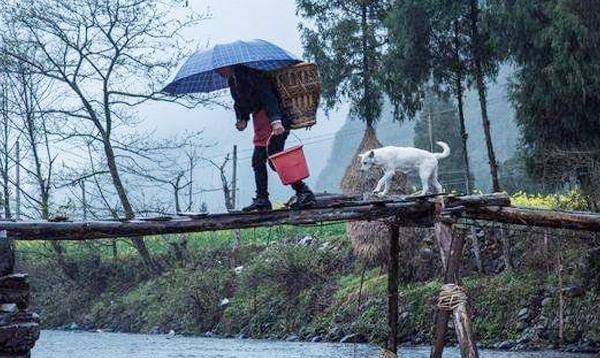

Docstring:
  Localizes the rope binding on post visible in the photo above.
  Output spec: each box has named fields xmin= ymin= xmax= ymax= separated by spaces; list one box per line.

xmin=380 ymin=348 xmax=397 ymax=358
xmin=437 ymin=283 xmax=467 ymax=311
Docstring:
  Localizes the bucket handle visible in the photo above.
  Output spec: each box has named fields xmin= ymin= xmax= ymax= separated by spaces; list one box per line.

xmin=266 ymin=130 xmax=303 ymax=157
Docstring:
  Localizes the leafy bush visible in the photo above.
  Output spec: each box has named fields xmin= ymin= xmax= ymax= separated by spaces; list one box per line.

xmin=511 ymin=190 xmax=588 ymax=210
xmin=222 ymin=239 xmax=350 ymax=337
xmin=90 ymin=266 xmax=231 ymax=334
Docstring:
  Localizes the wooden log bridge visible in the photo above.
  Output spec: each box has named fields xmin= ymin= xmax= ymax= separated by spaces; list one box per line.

xmin=0 ymin=193 xmax=511 ymax=241
xmin=2 ymin=192 xmax=600 ymax=357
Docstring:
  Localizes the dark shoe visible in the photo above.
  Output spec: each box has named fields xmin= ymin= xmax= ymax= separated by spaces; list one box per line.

xmin=290 ymin=190 xmax=317 ymax=210
xmin=242 ymin=197 xmax=272 ymax=212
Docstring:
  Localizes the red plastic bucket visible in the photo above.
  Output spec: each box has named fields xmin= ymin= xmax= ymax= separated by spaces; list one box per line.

xmin=269 ymin=145 xmax=310 ymax=185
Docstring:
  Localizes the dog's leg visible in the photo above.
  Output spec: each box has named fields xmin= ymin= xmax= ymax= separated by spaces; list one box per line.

xmin=419 ymin=165 xmax=432 ymax=196
xmin=377 ymin=170 xmax=395 ymax=197
xmin=431 ymin=166 xmax=443 ymax=194
xmin=373 ymin=175 xmax=386 ymax=194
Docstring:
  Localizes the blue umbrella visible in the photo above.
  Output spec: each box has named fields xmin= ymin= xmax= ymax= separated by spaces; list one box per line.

xmin=163 ymin=39 xmax=300 ymax=95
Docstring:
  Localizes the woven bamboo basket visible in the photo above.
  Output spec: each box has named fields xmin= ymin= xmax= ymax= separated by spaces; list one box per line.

xmin=273 ymin=62 xmax=320 ymax=129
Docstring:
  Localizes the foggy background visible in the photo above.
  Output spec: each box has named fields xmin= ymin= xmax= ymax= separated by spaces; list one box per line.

xmin=137 ymin=0 xmax=349 ymax=211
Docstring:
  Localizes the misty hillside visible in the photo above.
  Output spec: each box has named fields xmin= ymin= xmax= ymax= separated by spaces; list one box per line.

xmin=316 ymin=65 xmax=518 ymax=193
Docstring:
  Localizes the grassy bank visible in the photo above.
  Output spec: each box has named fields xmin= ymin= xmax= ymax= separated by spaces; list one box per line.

xmin=16 ymin=223 xmax=600 ymax=352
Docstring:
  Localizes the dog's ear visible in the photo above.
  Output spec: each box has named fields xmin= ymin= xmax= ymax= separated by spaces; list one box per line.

xmin=368 ymin=150 xmax=375 ymax=158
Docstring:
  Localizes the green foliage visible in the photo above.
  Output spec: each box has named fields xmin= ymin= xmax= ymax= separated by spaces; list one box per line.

xmin=496 ymin=0 xmax=600 ymax=202
xmin=499 ymin=152 xmax=545 ymax=194
xmin=222 ymin=238 xmax=351 ymax=337
xmin=83 ymin=265 xmax=231 ymax=334
xmin=384 ymin=0 xmax=502 ymax=119
xmin=465 ymin=272 xmax=539 ymax=343
xmin=511 ymin=189 xmax=589 ymax=210
xmin=382 ymin=0 xmax=432 ymax=120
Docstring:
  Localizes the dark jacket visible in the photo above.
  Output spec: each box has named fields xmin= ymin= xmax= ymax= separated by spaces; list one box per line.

xmin=228 ymin=66 xmax=291 ymax=128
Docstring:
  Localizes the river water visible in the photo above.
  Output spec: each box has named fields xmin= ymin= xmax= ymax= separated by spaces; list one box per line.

xmin=32 ymin=330 xmax=594 ymax=358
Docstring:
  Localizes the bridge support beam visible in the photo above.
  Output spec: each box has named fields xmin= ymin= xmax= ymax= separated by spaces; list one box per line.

xmin=431 ymin=207 xmax=479 ymax=358
xmin=0 ymin=231 xmax=39 ymax=358
xmin=386 ymin=222 xmax=400 ymax=355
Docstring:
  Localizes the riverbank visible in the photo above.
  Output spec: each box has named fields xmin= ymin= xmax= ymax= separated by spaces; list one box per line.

xmin=17 ymin=223 xmax=600 ymax=354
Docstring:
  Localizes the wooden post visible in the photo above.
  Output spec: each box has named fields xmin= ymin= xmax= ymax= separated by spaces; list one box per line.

xmin=431 ymin=202 xmax=479 ymax=358
xmin=231 ymin=146 xmax=241 ymax=247
xmin=499 ymin=224 xmax=512 ymax=272
xmin=387 ymin=223 xmax=400 ymax=355
xmin=15 ymin=140 xmax=20 ymax=221
xmin=80 ymin=180 xmax=87 ymax=221
xmin=231 ymin=145 xmax=237 ymax=209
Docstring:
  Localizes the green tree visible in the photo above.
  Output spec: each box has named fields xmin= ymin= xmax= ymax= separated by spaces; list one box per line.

xmin=296 ymin=1 xmax=404 ymax=196
xmin=498 ymin=152 xmax=544 ymax=194
xmin=296 ymin=0 xmax=388 ymax=129
xmin=297 ymin=2 xmax=413 ymax=295
xmin=385 ymin=0 xmax=503 ymax=192
xmin=466 ymin=0 xmax=503 ymax=192
xmin=496 ymin=0 xmax=600 ymax=208
xmin=413 ymin=92 xmax=472 ymax=193
xmin=385 ymin=0 xmax=474 ymax=192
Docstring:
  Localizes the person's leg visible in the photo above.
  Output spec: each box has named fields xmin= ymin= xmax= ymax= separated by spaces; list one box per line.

xmin=252 ymin=146 xmax=269 ymax=199
xmin=243 ymin=146 xmax=272 ymax=212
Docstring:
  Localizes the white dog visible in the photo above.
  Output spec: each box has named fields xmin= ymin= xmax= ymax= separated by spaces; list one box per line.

xmin=358 ymin=142 xmax=450 ymax=197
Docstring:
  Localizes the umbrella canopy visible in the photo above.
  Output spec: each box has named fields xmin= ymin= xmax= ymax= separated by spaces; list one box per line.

xmin=163 ymin=39 xmax=300 ymax=95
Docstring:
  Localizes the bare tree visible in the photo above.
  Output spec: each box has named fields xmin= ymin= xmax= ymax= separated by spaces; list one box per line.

xmin=3 ymin=60 xmax=84 ymax=278
xmin=5 ymin=64 xmax=57 ymax=220
xmin=117 ymin=131 xmax=207 ymax=215
xmin=207 ymin=154 xmax=234 ymax=212
xmin=0 ymin=79 xmax=13 ymax=219
xmin=1 ymin=0 xmax=211 ymax=271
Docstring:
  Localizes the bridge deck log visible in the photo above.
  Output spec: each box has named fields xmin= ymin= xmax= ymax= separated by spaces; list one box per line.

xmin=0 ymin=193 xmax=512 ymax=241
xmin=463 ymin=205 xmax=600 ymax=232
xmin=3 ymin=201 xmax=436 ymax=241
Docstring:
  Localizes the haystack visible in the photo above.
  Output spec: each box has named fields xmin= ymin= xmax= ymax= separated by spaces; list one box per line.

xmin=341 ymin=125 xmax=418 ymax=276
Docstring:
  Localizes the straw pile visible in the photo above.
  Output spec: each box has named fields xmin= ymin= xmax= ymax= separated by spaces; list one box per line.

xmin=340 ymin=125 xmax=418 ymax=268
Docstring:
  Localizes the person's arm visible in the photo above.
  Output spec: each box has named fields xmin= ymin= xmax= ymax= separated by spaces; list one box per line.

xmin=229 ymin=76 xmax=250 ymax=123
xmin=255 ymin=75 xmax=285 ymax=126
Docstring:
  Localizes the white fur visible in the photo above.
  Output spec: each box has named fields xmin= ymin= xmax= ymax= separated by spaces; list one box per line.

xmin=358 ymin=142 xmax=450 ymax=197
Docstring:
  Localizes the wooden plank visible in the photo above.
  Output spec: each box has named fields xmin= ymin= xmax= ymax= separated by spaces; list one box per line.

xmin=464 ymin=205 xmax=600 ymax=232
xmin=3 ymin=201 xmax=435 ymax=241
xmin=0 ymin=193 xmax=523 ymax=241
xmin=312 ymin=192 xmax=508 ymax=209
xmin=445 ymin=192 xmax=510 ymax=208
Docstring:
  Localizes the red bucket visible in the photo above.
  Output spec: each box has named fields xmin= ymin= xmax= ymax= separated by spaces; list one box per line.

xmin=269 ymin=145 xmax=310 ymax=185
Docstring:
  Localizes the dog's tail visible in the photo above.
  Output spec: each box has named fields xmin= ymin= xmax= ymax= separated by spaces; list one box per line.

xmin=433 ymin=141 xmax=450 ymax=160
